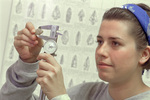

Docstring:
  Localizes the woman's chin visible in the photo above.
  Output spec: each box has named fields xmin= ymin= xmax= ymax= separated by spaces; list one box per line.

xmin=98 ymin=72 xmax=113 ymax=82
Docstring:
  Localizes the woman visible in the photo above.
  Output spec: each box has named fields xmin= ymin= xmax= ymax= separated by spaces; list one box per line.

xmin=0 ymin=3 xmax=150 ymax=100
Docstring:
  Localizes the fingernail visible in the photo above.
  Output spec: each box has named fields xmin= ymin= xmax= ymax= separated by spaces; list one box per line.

xmin=32 ymin=29 xmax=35 ymax=33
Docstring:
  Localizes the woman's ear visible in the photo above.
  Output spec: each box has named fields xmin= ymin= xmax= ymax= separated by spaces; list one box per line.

xmin=139 ymin=46 xmax=150 ymax=65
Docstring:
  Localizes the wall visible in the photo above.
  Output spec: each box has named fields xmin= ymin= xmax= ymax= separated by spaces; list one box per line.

xmin=0 ymin=0 xmax=150 ymax=96
xmin=0 ymin=0 xmax=12 ymax=85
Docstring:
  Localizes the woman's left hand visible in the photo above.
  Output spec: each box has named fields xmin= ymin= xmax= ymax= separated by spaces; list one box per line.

xmin=36 ymin=53 xmax=67 ymax=100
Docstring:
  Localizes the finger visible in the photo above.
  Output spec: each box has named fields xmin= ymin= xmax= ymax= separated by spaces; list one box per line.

xmin=18 ymin=28 xmax=37 ymax=41
xmin=38 ymin=60 xmax=55 ymax=72
xmin=36 ymin=69 xmax=48 ymax=77
xmin=36 ymin=77 xmax=50 ymax=89
xmin=36 ymin=71 xmax=55 ymax=83
xmin=36 ymin=77 xmax=45 ymax=87
xmin=37 ymin=79 xmax=50 ymax=95
xmin=36 ymin=69 xmax=56 ymax=78
xmin=25 ymin=22 xmax=35 ymax=34
xmin=14 ymin=38 xmax=35 ymax=47
xmin=17 ymin=29 xmax=36 ymax=41
xmin=15 ymin=33 xmax=36 ymax=45
xmin=37 ymin=53 xmax=59 ymax=66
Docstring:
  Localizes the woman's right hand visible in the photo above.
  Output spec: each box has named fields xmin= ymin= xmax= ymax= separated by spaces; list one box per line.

xmin=14 ymin=22 xmax=43 ymax=63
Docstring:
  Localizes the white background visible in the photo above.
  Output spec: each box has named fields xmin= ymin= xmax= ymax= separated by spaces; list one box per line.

xmin=0 ymin=0 xmax=12 ymax=74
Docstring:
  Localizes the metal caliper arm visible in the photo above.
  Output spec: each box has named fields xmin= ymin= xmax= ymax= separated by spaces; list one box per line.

xmin=35 ymin=25 xmax=61 ymax=41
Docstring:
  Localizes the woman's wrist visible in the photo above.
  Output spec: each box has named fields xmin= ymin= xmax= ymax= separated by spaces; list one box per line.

xmin=20 ymin=56 xmax=38 ymax=63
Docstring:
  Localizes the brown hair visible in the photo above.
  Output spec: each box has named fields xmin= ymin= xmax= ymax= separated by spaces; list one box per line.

xmin=102 ymin=3 xmax=150 ymax=70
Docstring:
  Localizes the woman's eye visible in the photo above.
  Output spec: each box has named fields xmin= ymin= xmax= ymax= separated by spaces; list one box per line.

xmin=96 ymin=40 xmax=103 ymax=45
xmin=112 ymin=41 xmax=120 ymax=46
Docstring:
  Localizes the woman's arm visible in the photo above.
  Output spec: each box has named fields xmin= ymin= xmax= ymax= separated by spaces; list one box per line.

xmin=0 ymin=59 xmax=39 ymax=100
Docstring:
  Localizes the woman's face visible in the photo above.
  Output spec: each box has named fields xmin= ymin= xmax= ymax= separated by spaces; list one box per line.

xmin=95 ymin=20 xmax=142 ymax=84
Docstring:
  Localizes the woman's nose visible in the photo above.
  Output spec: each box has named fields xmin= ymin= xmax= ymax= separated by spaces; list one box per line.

xmin=96 ymin=43 xmax=109 ymax=57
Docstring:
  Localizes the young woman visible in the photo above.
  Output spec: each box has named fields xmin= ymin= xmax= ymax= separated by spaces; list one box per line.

xmin=0 ymin=3 xmax=150 ymax=100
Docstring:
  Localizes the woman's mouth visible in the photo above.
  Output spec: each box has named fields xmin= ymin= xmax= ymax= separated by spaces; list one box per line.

xmin=97 ymin=62 xmax=112 ymax=69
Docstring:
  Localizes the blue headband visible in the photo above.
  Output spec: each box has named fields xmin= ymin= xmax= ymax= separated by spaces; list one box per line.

xmin=122 ymin=4 xmax=150 ymax=45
